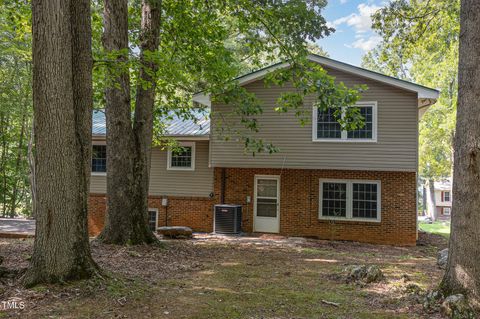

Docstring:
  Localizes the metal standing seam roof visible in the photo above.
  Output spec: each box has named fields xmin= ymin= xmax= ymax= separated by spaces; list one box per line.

xmin=92 ymin=110 xmax=210 ymax=137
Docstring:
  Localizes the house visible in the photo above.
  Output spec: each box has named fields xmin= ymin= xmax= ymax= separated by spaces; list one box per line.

xmin=88 ymin=54 xmax=439 ymax=246
xmin=425 ymin=179 xmax=452 ymax=220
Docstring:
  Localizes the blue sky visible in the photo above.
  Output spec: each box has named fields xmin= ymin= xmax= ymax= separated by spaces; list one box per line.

xmin=316 ymin=0 xmax=386 ymax=66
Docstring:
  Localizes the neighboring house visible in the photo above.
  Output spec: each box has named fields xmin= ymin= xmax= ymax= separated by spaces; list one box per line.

xmin=87 ymin=54 xmax=439 ymax=246
xmin=426 ymin=179 xmax=452 ymax=220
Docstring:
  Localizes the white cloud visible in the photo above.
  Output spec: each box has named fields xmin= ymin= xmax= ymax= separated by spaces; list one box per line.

xmin=330 ymin=3 xmax=381 ymax=33
xmin=351 ymin=35 xmax=382 ymax=51
xmin=339 ymin=0 xmax=348 ymax=4
xmin=328 ymin=2 xmax=383 ymax=52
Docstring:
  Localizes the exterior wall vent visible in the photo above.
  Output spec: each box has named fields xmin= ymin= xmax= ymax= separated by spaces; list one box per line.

xmin=214 ymin=204 xmax=242 ymax=234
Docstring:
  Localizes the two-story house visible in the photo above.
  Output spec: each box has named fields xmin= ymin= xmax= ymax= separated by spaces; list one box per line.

xmin=425 ymin=179 xmax=452 ymax=219
xmin=87 ymin=54 xmax=439 ymax=246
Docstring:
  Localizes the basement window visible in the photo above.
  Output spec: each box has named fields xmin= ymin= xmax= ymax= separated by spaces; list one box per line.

xmin=167 ymin=142 xmax=195 ymax=171
xmin=319 ymin=179 xmax=381 ymax=222
xmin=148 ymin=209 xmax=158 ymax=232
xmin=92 ymin=144 xmax=106 ymax=174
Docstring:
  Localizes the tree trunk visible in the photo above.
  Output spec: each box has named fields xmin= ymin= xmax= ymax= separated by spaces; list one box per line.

xmin=426 ymin=179 xmax=437 ymax=221
xmin=27 ymin=123 xmax=36 ymax=218
xmin=441 ymin=0 xmax=480 ymax=306
xmin=0 ymin=113 xmax=10 ymax=217
xmin=24 ymin=0 xmax=98 ymax=287
xmin=131 ymin=0 xmax=162 ymax=244
xmin=422 ymin=185 xmax=427 ymax=215
xmin=98 ymin=0 xmax=161 ymax=245
xmin=8 ymin=108 xmax=28 ymax=217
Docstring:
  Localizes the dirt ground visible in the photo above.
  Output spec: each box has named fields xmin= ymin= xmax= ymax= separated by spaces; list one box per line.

xmin=0 ymin=232 xmax=448 ymax=318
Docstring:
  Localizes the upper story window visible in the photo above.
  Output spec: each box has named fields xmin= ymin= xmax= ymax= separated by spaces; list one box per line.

xmin=92 ymin=144 xmax=106 ymax=174
xmin=313 ymin=102 xmax=377 ymax=142
xmin=167 ymin=142 xmax=196 ymax=171
xmin=442 ymin=191 xmax=451 ymax=202
xmin=319 ymin=179 xmax=381 ymax=222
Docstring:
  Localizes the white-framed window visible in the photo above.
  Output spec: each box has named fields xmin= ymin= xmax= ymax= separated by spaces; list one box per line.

xmin=443 ymin=207 xmax=451 ymax=215
xmin=443 ymin=191 xmax=451 ymax=202
xmin=91 ymin=142 xmax=107 ymax=175
xmin=148 ymin=209 xmax=158 ymax=232
xmin=312 ymin=101 xmax=377 ymax=142
xmin=319 ymin=179 xmax=381 ymax=222
xmin=167 ymin=142 xmax=195 ymax=171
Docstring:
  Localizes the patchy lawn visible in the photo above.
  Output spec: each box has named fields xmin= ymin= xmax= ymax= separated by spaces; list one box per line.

xmin=419 ymin=221 xmax=451 ymax=238
xmin=0 ymin=233 xmax=448 ymax=318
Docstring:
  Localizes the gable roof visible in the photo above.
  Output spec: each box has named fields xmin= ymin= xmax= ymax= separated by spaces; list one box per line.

xmin=92 ymin=110 xmax=210 ymax=138
xmin=434 ymin=179 xmax=452 ymax=191
xmin=193 ymin=54 xmax=439 ymax=109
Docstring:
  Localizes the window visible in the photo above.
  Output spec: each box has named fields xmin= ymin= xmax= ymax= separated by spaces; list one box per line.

xmin=321 ymin=182 xmax=347 ymax=217
xmin=92 ymin=144 xmax=106 ymax=174
xmin=443 ymin=191 xmax=451 ymax=202
xmin=347 ymin=106 xmax=374 ymax=139
xmin=313 ymin=102 xmax=377 ymax=142
xmin=352 ymin=183 xmax=378 ymax=219
xmin=148 ymin=209 xmax=158 ymax=232
xmin=167 ymin=142 xmax=195 ymax=170
xmin=316 ymin=108 xmax=342 ymax=139
xmin=443 ymin=207 xmax=451 ymax=215
xmin=319 ymin=179 xmax=381 ymax=222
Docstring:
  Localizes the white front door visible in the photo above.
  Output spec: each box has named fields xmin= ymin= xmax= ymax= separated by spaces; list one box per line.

xmin=254 ymin=175 xmax=280 ymax=233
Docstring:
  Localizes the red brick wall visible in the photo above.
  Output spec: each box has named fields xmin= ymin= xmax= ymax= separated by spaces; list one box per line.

xmin=88 ymin=167 xmax=417 ymax=246
xmin=88 ymin=194 xmax=214 ymax=236
xmin=215 ymin=167 xmax=417 ymax=246
xmin=88 ymin=194 xmax=107 ymax=236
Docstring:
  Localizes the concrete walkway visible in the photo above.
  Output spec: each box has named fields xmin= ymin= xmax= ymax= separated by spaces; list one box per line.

xmin=0 ymin=218 xmax=35 ymax=238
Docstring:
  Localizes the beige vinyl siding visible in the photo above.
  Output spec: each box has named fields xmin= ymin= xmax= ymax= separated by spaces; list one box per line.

xmin=89 ymin=140 xmax=214 ymax=196
xmin=90 ymin=175 xmax=107 ymax=194
xmin=211 ymin=65 xmax=419 ymax=172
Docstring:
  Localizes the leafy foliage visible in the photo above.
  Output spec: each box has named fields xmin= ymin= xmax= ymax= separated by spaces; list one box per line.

xmin=364 ymin=0 xmax=458 ymax=181
xmin=0 ymin=0 xmax=32 ymax=216
xmin=93 ymin=0 xmax=363 ymax=154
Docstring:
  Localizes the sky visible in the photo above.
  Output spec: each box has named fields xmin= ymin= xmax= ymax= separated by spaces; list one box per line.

xmin=316 ymin=0 xmax=386 ymax=66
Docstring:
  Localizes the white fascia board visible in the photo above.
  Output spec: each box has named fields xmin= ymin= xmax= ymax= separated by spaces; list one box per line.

xmin=193 ymin=55 xmax=439 ymax=107
xmin=307 ymin=55 xmax=439 ymax=100
xmin=192 ymin=62 xmax=291 ymax=106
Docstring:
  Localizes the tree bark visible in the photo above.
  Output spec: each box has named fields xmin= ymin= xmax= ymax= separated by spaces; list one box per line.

xmin=98 ymin=0 xmax=161 ymax=245
xmin=426 ymin=179 xmax=437 ymax=221
xmin=27 ymin=123 xmax=36 ymax=218
xmin=24 ymin=0 xmax=98 ymax=286
xmin=441 ymin=0 xmax=480 ymax=307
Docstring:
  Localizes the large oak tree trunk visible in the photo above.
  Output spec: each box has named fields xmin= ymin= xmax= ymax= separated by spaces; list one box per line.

xmin=441 ymin=0 xmax=480 ymax=306
xmin=24 ymin=0 xmax=98 ymax=286
xmin=97 ymin=0 xmax=137 ymax=244
xmin=98 ymin=0 xmax=161 ymax=245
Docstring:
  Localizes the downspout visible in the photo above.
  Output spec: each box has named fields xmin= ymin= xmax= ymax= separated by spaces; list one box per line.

xmin=220 ymin=168 xmax=226 ymax=204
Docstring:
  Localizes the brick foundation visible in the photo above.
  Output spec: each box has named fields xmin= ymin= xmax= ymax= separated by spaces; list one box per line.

xmin=215 ymin=168 xmax=417 ymax=246
xmin=88 ymin=194 xmax=214 ymax=236
xmin=88 ymin=167 xmax=417 ymax=246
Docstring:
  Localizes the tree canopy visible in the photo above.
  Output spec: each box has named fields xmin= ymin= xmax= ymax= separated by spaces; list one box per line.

xmin=364 ymin=0 xmax=459 ymax=182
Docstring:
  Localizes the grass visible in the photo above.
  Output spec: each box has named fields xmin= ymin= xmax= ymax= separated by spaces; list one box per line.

xmin=419 ymin=220 xmax=451 ymax=238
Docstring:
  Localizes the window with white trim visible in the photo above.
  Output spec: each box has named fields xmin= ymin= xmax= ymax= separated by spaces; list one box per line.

xmin=443 ymin=207 xmax=451 ymax=215
xmin=167 ymin=142 xmax=195 ymax=170
xmin=316 ymin=108 xmax=342 ymax=139
xmin=443 ymin=191 xmax=451 ymax=202
xmin=319 ymin=179 xmax=381 ymax=221
xmin=313 ymin=102 xmax=377 ymax=141
xmin=148 ymin=209 xmax=158 ymax=232
xmin=92 ymin=144 xmax=107 ymax=174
